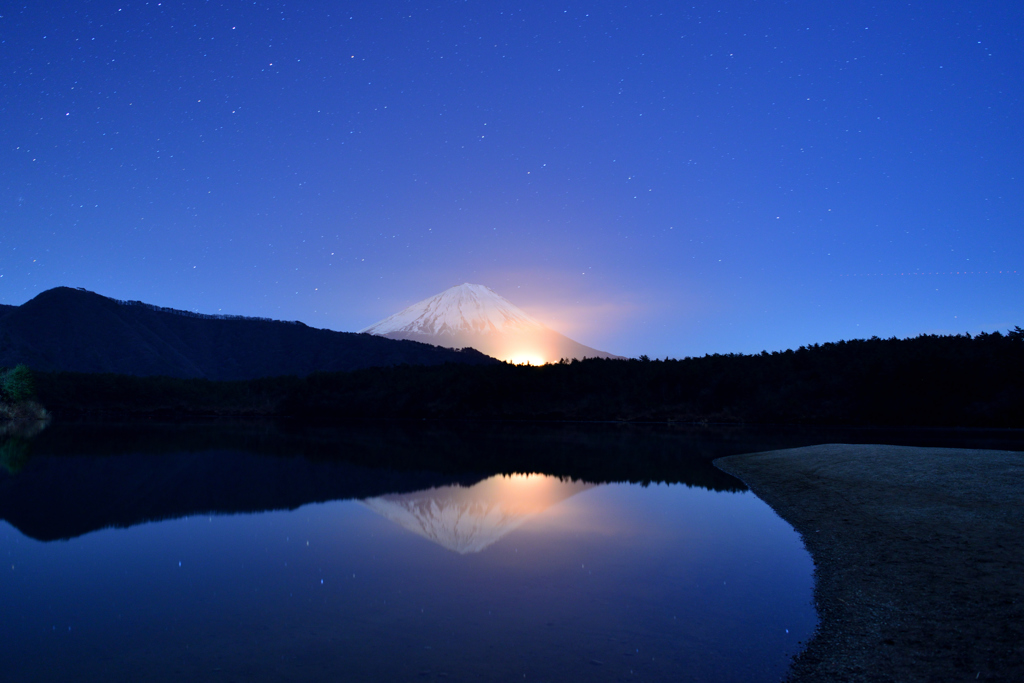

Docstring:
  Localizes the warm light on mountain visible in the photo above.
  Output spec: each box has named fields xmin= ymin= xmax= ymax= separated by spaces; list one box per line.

xmin=359 ymin=283 xmax=622 ymax=363
xmin=507 ymin=354 xmax=545 ymax=366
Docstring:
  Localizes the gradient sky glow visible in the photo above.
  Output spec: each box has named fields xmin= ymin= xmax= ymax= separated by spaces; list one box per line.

xmin=2 ymin=1 xmax=1021 ymax=358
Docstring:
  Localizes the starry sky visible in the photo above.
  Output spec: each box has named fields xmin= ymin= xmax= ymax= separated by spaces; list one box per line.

xmin=2 ymin=1 xmax=1021 ymax=358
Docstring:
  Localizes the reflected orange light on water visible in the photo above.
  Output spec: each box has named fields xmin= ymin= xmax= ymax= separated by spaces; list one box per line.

xmin=472 ymin=473 xmax=579 ymax=515
xmin=361 ymin=474 xmax=593 ymax=553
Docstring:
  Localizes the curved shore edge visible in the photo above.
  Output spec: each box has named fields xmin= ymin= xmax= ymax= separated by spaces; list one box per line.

xmin=714 ymin=444 xmax=1024 ymax=682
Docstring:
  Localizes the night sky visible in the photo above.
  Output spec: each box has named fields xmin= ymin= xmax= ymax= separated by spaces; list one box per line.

xmin=2 ymin=1 xmax=1020 ymax=358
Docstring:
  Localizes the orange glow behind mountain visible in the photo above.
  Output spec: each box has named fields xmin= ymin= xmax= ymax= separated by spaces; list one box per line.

xmin=359 ymin=283 xmax=623 ymax=363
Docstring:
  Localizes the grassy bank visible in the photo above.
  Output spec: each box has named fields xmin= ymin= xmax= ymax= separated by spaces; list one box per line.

xmin=716 ymin=445 xmax=1024 ymax=681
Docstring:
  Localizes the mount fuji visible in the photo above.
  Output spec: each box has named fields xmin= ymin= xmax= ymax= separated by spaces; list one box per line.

xmin=359 ymin=283 xmax=623 ymax=364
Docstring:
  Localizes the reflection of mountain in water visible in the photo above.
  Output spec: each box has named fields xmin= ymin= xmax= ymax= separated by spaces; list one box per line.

xmin=363 ymin=474 xmax=593 ymax=553
xmin=0 ymin=420 xmax=771 ymax=543
xmin=0 ymin=449 xmax=483 ymax=542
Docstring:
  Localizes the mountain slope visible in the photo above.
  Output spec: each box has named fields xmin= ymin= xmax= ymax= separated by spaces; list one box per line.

xmin=0 ymin=287 xmax=496 ymax=379
xmin=360 ymin=283 xmax=623 ymax=363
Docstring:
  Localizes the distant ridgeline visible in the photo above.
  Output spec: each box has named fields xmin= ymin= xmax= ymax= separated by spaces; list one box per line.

xmin=33 ymin=327 xmax=1024 ymax=427
xmin=0 ymin=287 xmax=496 ymax=380
xmin=110 ymin=296 xmax=295 ymax=324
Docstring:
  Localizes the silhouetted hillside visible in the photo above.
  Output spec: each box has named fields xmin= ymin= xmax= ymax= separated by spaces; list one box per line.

xmin=33 ymin=328 xmax=1024 ymax=427
xmin=283 ymin=330 xmax=1024 ymax=426
xmin=0 ymin=287 xmax=496 ymax=379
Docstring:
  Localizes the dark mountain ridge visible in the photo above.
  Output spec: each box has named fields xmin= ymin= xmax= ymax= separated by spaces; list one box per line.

xmin=0 ymin=287 xmax=495 ymax=379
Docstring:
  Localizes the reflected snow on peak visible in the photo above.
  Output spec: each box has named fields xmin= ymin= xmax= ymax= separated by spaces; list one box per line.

xmin=361 ymin=473 xmax=594 ymax=554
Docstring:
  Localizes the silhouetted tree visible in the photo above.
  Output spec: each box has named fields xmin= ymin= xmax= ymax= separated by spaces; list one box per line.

xmin=1 ymin=365 xmax=35 ymax=403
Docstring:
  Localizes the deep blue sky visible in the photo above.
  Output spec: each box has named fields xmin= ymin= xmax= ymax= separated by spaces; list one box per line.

xmin=2 ymin=1 xmax=1021 ymax=358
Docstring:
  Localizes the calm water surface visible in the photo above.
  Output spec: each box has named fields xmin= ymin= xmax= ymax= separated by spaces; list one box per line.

xmin=0 ymin=424 xmax=824 ymax=682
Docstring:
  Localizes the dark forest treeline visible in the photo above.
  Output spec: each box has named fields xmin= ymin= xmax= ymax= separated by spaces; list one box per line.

xmin=34 ymin=329 xmax=1024 ymax=427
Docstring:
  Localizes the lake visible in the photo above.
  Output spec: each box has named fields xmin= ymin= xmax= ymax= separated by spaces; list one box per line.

xmin=2 ymin=421 xmax=1018 ymax=682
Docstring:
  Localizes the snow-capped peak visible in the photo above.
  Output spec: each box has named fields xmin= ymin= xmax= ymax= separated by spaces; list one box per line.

xmin=359 ymin=283 xmax=545 ymax=338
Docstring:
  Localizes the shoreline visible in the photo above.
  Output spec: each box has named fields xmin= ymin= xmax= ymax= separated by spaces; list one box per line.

xmin=714 ymin=444 xmax=1024 ymax=682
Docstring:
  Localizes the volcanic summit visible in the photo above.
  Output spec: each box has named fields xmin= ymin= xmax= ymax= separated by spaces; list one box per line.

xmin=359 ymin=283 xmax=622 ymax=364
